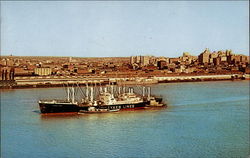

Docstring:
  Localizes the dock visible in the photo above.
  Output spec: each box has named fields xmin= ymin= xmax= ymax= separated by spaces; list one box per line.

xmin=0 ymin=73 xmax=246 ymax=89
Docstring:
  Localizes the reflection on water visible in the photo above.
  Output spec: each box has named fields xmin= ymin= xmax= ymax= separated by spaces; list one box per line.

xmin=1 ymin=81 xmax=249 ymax=158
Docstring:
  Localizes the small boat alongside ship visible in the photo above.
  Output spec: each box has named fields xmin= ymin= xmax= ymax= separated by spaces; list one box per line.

xmin=78 ymin=108 xmax=120 ymax=114
xmin=38 ymin=83 xmax=165 ymax=114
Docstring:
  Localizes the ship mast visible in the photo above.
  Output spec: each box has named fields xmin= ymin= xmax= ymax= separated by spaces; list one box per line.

xmin=142 ymin=86 xmax=145 ymax=97
xmin=90 ymin=86 xmax=94 ymax=103
xmin=118 ymin=87 xmax=121 ymax=95
xmin=100 ymin=86 xmax=103 ymax=93
xmin=86 ymin=83 xmax=89 ymax=101
xmin=111 ymin=84 xmax=114 ymax=95
xmin=123 ymin=86 xmax=126 ymax=94
xmin=72 ymin=86 xmax=75 ymax=103
xmin=67 ymin=87 xmax=70 ymax=101
xmin=148 ymin=87 xmax=151 ymax=99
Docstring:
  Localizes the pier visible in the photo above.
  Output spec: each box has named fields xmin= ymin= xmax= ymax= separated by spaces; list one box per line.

xmin=0 ymin=73 xmax=246 ymax=89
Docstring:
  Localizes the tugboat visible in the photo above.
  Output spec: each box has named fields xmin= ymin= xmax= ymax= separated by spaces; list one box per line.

xmin=38 ymin=84 xmax=164 ymax=114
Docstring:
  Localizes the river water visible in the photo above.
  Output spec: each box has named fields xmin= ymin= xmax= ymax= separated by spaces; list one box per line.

xmin=1 ymin=81 xmax=249 ymax=158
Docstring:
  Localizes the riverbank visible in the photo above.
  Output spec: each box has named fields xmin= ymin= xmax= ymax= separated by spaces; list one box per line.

xmin=1 ymin=73 xmax=248 ymax=89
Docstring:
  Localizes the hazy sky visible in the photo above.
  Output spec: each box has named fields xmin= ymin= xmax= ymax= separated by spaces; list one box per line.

xmin=1 ymin=1 xmax=249 ymax=57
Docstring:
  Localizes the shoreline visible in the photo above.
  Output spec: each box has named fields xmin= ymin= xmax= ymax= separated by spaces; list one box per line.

xmin=1 ymin=73 xmax=248 ymax=89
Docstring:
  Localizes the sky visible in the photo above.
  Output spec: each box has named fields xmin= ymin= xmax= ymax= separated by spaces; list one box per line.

xmin=1 ymin=1 xmax=249 ymax=57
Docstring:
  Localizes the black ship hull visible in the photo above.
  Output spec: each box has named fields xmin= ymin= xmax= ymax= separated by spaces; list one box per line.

xmin=39 ymin=103 xmax=82 ymax=113
xmin=39 ymin=101 xmax=148 ymax=114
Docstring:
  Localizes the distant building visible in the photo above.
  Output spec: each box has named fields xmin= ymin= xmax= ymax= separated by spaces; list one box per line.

xmin=225 ymin=49 xmax=233 ymax=56
xmin=198 ymin=48 xmax=210 ymax=64
xmin=227 ymin=54 xmax=249 ymax=65
xmin=130 ymin=55 xmax=152 ymax=67
xmin=140 ymin=56 xmax=150 ymax=66
xmin=157 ymin=60 xmax=167 ymax=70
xmin=136 ymin=56 xmax=141 ymax=63
xmin=0 ymin=58 xmax=15 ymax=66
xmin=130 ymin=56 xmax=140 ymax=65
xmin=77 ymin=68 xmax=92 ymax=74
xmin=0 ymin=67 xmax=15 ymax=81
xmin=34 ymin=68 xmax=52 ymax=76
xmin=14 ymin=67 xmax=31 ymax=76
xmin=220 ymin=56 xmax=227 ymax=62
xmin=213 ymin=58 xmax=220 ymax=66
xmin=169 ymin=58 xmax=180 ymax=64
xmin=130 ymin=56 xmax=135 ymax=64
xmin=240 ymin=55 xmax=249 ymax=63
xmin=181 ymin=52 xmax=197 ymax=64
xmin=183 ymin=52 xmax=190 ymax=57
xmin=210 ymin=52 xmax=218 ymax=59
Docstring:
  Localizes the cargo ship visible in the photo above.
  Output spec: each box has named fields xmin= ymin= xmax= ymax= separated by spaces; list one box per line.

xmin=38 ymin=84 xmax=164 ymax=114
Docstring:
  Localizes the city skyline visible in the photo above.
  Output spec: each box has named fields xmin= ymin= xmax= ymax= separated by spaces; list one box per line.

xmin=1 ymin=1 xmax=249 ymax=57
